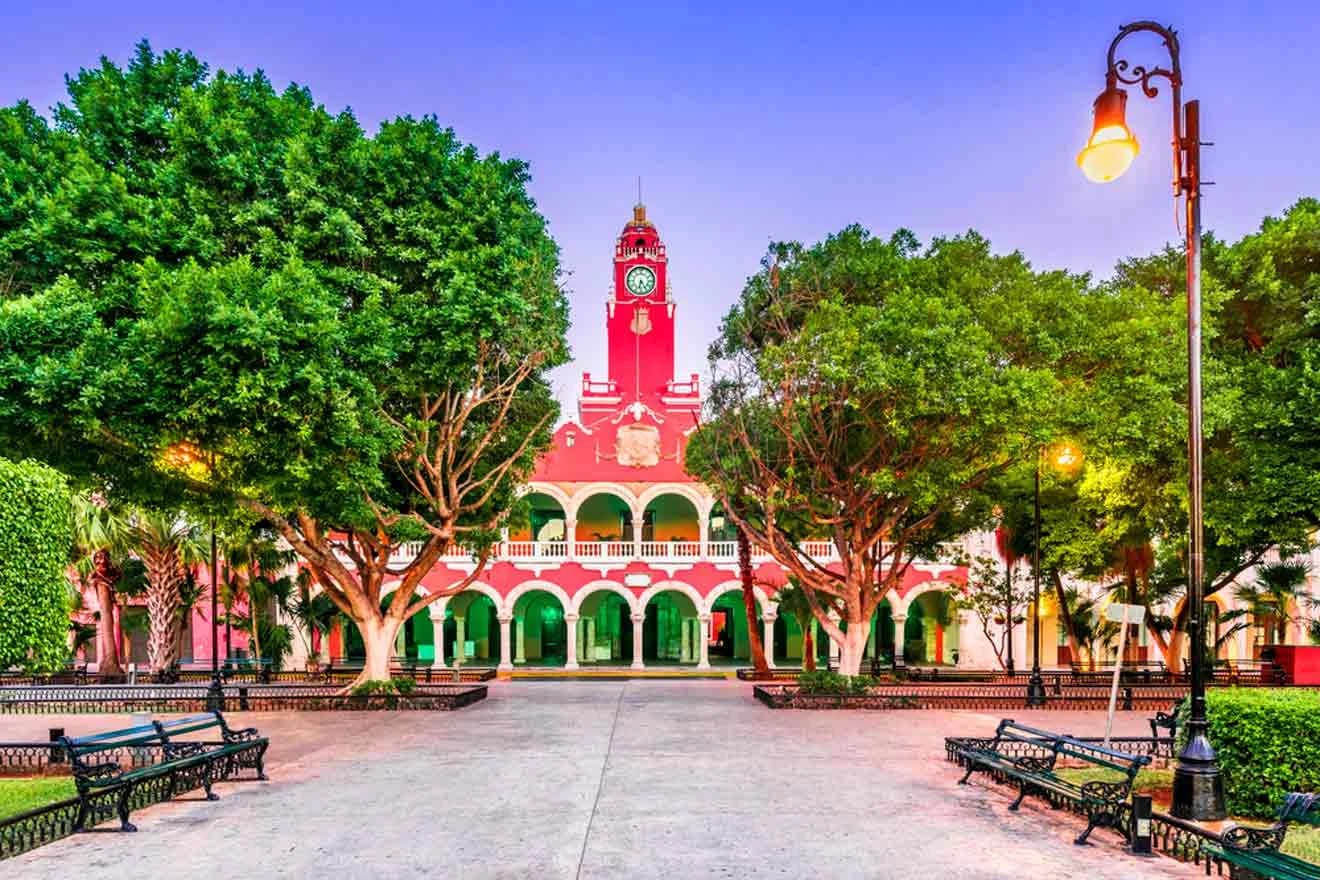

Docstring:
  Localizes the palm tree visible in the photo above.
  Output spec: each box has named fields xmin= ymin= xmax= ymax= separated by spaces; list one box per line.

xmin=70 ymin=494 xmax=130 ymax=675
xmin=1231 ymin=558 xmax=1313 ymax=646
xmin=219 ymin=529 xmax=297 ymax=666
xmin=125 ymin=510 xmax=206 ymax=675
xmin=289 ymin=571 xmax=338 ymax=667
xmin=773 ymin=581 xmax=818 ymax=672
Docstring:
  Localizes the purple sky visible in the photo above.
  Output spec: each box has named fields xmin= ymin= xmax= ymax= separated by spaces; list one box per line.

xmin=3 ymin=1 xmax=1318 ymax=413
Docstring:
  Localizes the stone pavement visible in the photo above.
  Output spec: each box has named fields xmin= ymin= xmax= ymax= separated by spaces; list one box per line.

xmin=1 ymin=681 xmax=1202 ymax=879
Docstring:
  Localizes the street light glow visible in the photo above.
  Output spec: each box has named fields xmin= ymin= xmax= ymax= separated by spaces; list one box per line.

xmin=1078 ymin=86 xmax=1139 ymax=182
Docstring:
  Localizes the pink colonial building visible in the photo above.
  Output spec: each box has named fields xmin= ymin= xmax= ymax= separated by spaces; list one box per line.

xmin=307 ymin=204 xmax=975 ymax=673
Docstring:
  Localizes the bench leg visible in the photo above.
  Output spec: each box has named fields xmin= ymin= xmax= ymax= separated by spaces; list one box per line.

xmin=116 ymin=788 xmax=137 ymax=832
xmin=255 ymin=743 xmax=269 ymax=781
xmin=958 ymin=762 xmax=976 ymax=785
xmin=202 ymin=763 xmax=219 ymax=801
xmin=1009 ymin=785 xmax=1029 ymax=812
xmin=73 ymin=795 xmax=90 ymax=832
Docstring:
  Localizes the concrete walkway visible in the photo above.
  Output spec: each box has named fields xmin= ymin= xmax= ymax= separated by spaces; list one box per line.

xmin=3 ymin=681 xmax=1202 ymax=879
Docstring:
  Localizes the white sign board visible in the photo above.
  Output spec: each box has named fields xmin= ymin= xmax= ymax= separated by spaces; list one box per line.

xmin=1105 ymin=602 xmax=1144 ymax=623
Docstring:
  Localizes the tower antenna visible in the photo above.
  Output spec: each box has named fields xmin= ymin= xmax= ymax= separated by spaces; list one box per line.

xmin=637 ymin=175 xmax=642 ymax=204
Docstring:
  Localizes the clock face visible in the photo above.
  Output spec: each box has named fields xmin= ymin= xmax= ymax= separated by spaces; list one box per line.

xmin=624 ymin=265 xmax=656 ymax=296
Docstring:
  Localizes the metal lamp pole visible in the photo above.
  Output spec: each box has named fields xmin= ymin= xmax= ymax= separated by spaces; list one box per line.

xmin=1081 ymin=21 xmax=1223 ymax=820
xmin=1027 ymin=451 xmax=1046 ymax=706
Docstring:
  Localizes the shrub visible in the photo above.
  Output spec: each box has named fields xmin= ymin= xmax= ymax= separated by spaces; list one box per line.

xmin=0 ymin=458 xmax=73 ymax=672
xmin=1177 ymin=688 xmax=1320 ymax=818
xmin=349 ymin=678 xmax=417 ymax=698
xmin=795 ymin=670 xmax=876 ymax=695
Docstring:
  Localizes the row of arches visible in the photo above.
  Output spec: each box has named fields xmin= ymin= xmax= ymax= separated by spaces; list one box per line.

xmin=328 ymin=580 xmax=961 ymax=671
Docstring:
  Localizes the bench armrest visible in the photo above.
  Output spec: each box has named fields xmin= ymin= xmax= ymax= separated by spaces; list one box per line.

xmin=1079 ymin=780 xmax=1130 ymax=803
xmin=223 ymin=727 xmax=263 ymax=744
xmin=1221 ymin=823 xmax=1286 ymax=853
xmin=73 ymin=760 xmax=123 ymax=787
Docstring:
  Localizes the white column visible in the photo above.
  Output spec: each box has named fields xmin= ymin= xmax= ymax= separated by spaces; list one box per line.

xmin=866 ymin=618 xmax=877 ymax=659
xmin=631 ymin=614 xmax=645 ymax=669
xmin=697 ymin=614 xmax=711 ymax=670
xmin=394 ymin=624 xmax=407 ymax=658
xmin=632 ymin=508 xmax=643 ymax=558
xmin=565 ymin=613 xmax=579 ymax=670
xmin=585 ymin=617 xmax=596 ymax=663
xmin=956 ymin=610 xmax=975 ymax=667
xmin=698 ymin=516 xmax=710 ymax=561
xmin=763 ymin=612 xmax=777 ymax=669
xmin=454 ymin=616 xmax=466 ymax=666
xmin=429 ymin=608 xmax=446 ymax=668
xmin=566 ymin=517 xmax=577 ymax=559
xmin=514 ymin=616 xmax=526 ymax=664
xmin=680 ymin=617 xmax=692 ymax=662
xmin=892 ymin=613 xmax=907 ymax=668
xmin=497 ymin=615 xmax=513 ymax=671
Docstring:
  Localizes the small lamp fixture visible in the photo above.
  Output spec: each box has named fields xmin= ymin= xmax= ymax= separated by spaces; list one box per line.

xmin=1078 ymin=83 xmax=1140 ymax=182
xmin=1052 ymin=442 xmax=1083 ymax=472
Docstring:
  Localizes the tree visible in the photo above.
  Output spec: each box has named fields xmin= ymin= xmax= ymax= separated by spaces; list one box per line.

xmin=688 ymin=227 xmax=1081 ymax=675
xmin=737 ymin=528 xmax=770 ymax=673
xmin=961 ymin=557 xmax=1031 ymax=672
xmin=772 ymin=581 xmax=817 ymax=672
xmin=125 ymin=510 xmax=205 ymax=674
xmin=0 ymin=457 xmax=73 ymax=671
xmin=1229 ymin=558 xmax=1313 ymax=646
xmin=70 ymin=493 xmax=130 ymax=674
xmin=0 ymin=43 xmax=568 ymax=684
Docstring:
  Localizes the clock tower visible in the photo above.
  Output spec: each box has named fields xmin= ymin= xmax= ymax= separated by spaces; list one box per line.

xmin=580 ymin=203 xmax=699 ymax=422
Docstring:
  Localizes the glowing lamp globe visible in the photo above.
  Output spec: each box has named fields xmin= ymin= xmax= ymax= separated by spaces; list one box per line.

xmin=1078 ymin=86 xmax=1139 ymax=183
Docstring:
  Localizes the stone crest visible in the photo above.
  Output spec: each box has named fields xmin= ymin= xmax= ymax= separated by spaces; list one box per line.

xmin=615 ymin=423 xmax=661 ymax=468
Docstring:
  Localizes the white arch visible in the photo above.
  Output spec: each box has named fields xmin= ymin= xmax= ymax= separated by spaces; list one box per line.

xmin=637 ymin=482 xmax=711 ymax=519
xmin=522 ymin=482 xmax=573 ymax=514
xmin=638 ymin=580 xmax=705 ymax=617
xmin=898 ymin=579 xmax=957 ymax=617
xmin=506 ymin=579 xmax=573 ymax=616
xmin=568 ymin=482 xmax=641 ymax=520
xmin=703 ymin=579 xmax=772 ymax=616
xmin=570 ymin=580 xmax=639 ymax=616
xmin=434 ymin=580 xmax=506 ymax=617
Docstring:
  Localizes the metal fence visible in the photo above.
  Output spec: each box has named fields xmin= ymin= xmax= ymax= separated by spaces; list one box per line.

xmin=0 ymin=683 xmax=488 ymax=715
xmin=753 ymin=683 xmax=1186 ymax=711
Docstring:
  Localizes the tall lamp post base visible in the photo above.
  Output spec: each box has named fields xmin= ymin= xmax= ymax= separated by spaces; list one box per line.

xmin=1171 ymin=732 xmax=1226 ymax=820
xmin=1025 ymin=673 xmax=1047 ymax=707
xmin=205 ymin=672 xmax=226 ymax=713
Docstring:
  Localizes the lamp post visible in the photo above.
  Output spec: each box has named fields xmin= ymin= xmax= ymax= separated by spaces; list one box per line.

xmin=1079 ymin=21 xmax=1224 ymax=820
xmin=1028 ymin=443 xmax=1082 ymax=707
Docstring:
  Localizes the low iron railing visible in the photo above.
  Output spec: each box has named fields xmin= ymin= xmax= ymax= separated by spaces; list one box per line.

xmin=0 ymin=683 xmax=488 ymax=715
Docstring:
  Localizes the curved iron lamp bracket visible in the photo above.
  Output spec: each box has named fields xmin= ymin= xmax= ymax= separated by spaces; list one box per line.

xmin=1104 ymin=21 xmax=1188 ymax=193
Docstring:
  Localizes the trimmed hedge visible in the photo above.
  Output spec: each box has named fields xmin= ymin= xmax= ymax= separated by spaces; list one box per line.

xmin=0 ymin=458 xmax=72 ymax=672
xmin=795 ymin=670 xmax=879 ymax=695
xmin=1180 ymin=688 xmax=1320 ymax=818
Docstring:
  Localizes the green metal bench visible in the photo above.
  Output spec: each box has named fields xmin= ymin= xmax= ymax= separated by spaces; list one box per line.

xmin=951 ymin=718 xmax=1151 ymax=844
xmin=61 ymin=711 xmax=268 ymax=832
xmin=1203 ymin=793 xmax=1320 ymax=880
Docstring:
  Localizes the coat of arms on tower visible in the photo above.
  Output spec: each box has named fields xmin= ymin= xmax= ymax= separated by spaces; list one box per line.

xmin=630 ymin=306 xmax=652 ymax=335
xmin=615 ymin=423 xmax=661 ymax=467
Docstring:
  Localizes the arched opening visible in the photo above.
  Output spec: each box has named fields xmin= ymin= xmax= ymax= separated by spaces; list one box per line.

xmin=709 ymin=591 xmax=755 ymax=665
xmin=576 ymin=590 xmax=634 ymax=664
xmin=640 ymin=493 xmax=700 ymax=559
xmin=511 ymin=589 xmax=568 ymax=666
xmin=864 ymin=600 xmax=896 ymax=667
xmin=509 ymin=491 xmax=568 ymax=558
xmin=443 ymin=591 xmax=501 ymax=666
xmin=576 ymin=492 xmax=635 ymax=559
xmin=904 ymin=590 xmax=960 ymax=665
xmin=771 ymin=611 xmax=829 ymax=666
xmin=643 ymin=589 xmax=700 ymax=664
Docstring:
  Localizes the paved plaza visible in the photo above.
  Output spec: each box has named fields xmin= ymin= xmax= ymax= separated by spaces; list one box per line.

xmin=2 ymin=681 xmax=1202 ymax=879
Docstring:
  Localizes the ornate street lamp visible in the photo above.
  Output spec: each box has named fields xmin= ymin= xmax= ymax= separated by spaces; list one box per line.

xmin=1028 ymin=443 xmax=1083 ymax=706
xmin=1079 ymin=21 xmax=1224 ymax=820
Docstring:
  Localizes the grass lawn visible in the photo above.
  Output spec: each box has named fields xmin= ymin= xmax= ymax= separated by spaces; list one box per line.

xmin=1055 ymin=767 xmax=1318 ymax=864
xmin=0 ymin=777 xmax=76 ymax=819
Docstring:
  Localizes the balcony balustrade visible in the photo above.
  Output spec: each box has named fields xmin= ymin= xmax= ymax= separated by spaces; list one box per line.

xmin=376 ymin=537 xmax=896 ymax=566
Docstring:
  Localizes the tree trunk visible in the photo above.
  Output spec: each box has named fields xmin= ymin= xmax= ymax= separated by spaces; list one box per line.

xmin=737 ymin=530 xmax=770 ymax=673
xmin=836 ymin=619 xmax=869 ymax=676
xmin=1050 ymin=570 xmax=1083 ymax=666
xmin=92 ymin=568 xmax=122 ymax=675
xmin=354 ymin=614 xmax=403 ymax=687
xmin=800 ymin=616 xmax=816 ymax=672
xmin=143 ymin=549 xmax=184 ymax=675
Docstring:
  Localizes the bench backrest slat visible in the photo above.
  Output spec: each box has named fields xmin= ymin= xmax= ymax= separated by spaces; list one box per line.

xmin=66 ymin=723 xmax=161 ymax=753
xmin=155 ymin=712 xmax=223 ymax=738
xmin=994 ymin=719 xmax=1149 ymax=774
xmin=1280 ymin=792 xmax=1320 ymax=826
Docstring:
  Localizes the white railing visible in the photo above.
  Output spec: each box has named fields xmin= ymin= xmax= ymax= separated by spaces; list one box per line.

xmin=378 ymin=538 xmax=956 ymax=567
